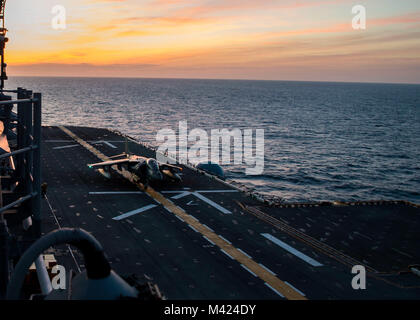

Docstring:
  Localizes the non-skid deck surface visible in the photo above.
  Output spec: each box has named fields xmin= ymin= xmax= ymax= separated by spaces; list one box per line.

xmin=40 ymin=126 xmax=420 ymax=299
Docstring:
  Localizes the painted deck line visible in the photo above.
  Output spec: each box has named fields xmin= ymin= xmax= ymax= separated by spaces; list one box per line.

xmin=218 ymin=235 xmax=232 ymax=245
xmin=46 ymin=140 xmax=127 ymax=143
xmin=113 ymin=204 xmax=158 ymax=221
xmin=391 ymin=247 xmax=413 ymax=258
xmin=45 ymin=140 xmax=74 ymax=143
xmin=259 ymin=263 xmax=277 ymax=276
xmin=241 ymin=264 xmax=257 ymax=277
xmin=285 ymin=281 xmax=306 ymax=296
xmin=189 ymin=225 xmax=199 ymax=233
xmin=196 ymin=190 xmax=239 ymax=193
xmin=58 ymin=126 xmax=307 ymax=301
xmin=261 ymin=233 xmax=323 ymax=267
xmin=89 ymin=141 xmax=127 ymax=143
xmin=189 ymin=215 xmax=200 ymax=223
xmin=192 ymin=191 xmax=231 ymax=214
xmin=89 ymin=191 xmax=143 ymax=195
xmin=175 ymin=215 xmax=185 ymax=223
xmin=203 ymin=236 xmax=215 ymax=246
xmin=171 ymin=191 xmax=191 ymax=200
xmin=220 ymin=249 xmax=234 ymax=260
xmin=53 ymin=144 xmax=79 ymax=150
xmin=354 ymin=231 xmax=373 ymax=241
xmin=101 ymin=141 xmax=118 ymax=149
xmin=202 ymin=224 xmax=214 ymax=233
xmin=237 ymin=248 xmax=252 ymax=259
xmin=265 ymin=283 xmax=285 ymax=298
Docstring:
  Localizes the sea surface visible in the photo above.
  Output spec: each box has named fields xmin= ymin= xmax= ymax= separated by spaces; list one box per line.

xmin=7 ymin=77 xmax=420 ymax=203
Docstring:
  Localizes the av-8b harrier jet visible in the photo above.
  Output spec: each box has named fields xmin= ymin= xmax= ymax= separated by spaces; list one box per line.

xmin=88 ymin=152 xmax=183 ymax=187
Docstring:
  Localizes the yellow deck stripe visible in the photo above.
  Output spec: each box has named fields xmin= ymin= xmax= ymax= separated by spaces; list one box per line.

xmin=58 ymin=126 xmax=307 ymax=300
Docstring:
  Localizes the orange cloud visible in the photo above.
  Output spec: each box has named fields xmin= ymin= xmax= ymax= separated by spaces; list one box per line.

xmin=5 ymin=0 xmax=420 ymax=83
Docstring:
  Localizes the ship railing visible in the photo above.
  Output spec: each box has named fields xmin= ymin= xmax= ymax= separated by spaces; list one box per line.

xmin=0 ymin=87 xmax=42 ymax=299
xmin=0 ymin=87 xmax=42 ymax=234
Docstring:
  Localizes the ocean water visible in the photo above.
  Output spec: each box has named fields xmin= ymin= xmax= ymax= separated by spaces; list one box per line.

xmin=6 ymin=77 xmax=420 ymax=203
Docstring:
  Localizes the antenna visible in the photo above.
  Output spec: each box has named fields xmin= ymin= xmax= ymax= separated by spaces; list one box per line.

xmin=0 ymin=1 xmax=8 ymax=90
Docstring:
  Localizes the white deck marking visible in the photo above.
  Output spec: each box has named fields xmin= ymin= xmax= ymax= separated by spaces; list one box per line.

xmin=162 ymin=190 xmax=234 ymax=214
xmin=53 ymin=144 xmax=79 ymax=150
xmin=265 ymin=283 xmax=285 ymax=298
xmin=189 ymin=215 xmax=199 ymax=222
xmin=237 ymin=248 xmax=252 ymax=259
xmin=188 ymin=225 xmax=199 ymax=233
xmin=218 ymin=235 xmax=232 ymax=245
xmin=196 ymin=190 xmax=239 ymax=193
xmin=89 ymin=191 xmax=143 ymax=195
xmin=202 ymin=224 xmax=214 ymax=232
xmin=391 ymin=247 xmax=413 ymax=258
xmin=45 ymin=140 xmax=74 ymax=143
xmin=44 ymin=139 xmax=125 ymax=144
xmin=171 ymin=191 xmax=190 ymax=200
xmin=100 ymin=141 xmax=117 ymax=149
xmin=259 ymin=263 xmax=277 ymax=276
xmin=90 ymin=140 xmax=126 ymax=143
xmin=113 ymin=204 xmax=158 ymax=221
xmin=203 ymin=236 xmax=215 ymax=245
xmin=162 ymin=190 xmax=237 ymax=194
xmin=285 ymin=282 xmax=306 ymax=296
xmin=192 ymin=192 xmax=231 ymax=214
xmin=261 ymin=233 xmax=323 ymax=267
xmin=220 ymin=249 xmax=234 ymax=260
xmin=241 ymin=264 xmax=257 ymax=277
xmin=354 ymin=231 xmax=373 ymax=241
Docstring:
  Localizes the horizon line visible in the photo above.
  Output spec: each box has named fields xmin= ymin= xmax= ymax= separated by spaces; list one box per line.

xmin=7 ymin=75 xmax=420 ymax=86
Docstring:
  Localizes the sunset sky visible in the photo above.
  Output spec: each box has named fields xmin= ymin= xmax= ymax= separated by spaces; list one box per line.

xmin=5 ymin=0 xmax=420 ymax=83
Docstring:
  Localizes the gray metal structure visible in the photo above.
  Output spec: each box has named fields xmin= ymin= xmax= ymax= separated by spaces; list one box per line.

xmin=0 ymin=88 xmax=42 ymax=298
xmin=0 ymin=0 xmax=8 ymax=89
xmin=0 ymin=0 xmax=43 ymax=298
xmin=0 ymin=2 xmax=152 ymax=300
xmin=6 ymin=228 xmax=139 ymax=300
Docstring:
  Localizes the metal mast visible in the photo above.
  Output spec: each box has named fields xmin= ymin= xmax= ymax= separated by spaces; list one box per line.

xmin=0 ymin=1 xmax=7 ymax=90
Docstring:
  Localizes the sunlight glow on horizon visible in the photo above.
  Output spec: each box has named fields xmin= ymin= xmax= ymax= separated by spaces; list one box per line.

xmin=4 ymin=0 xmax=420 ymax=83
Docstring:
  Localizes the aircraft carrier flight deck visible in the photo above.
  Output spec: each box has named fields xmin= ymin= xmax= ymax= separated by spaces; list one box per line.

xmin=34 ymin=125 xmax=420 ymax=300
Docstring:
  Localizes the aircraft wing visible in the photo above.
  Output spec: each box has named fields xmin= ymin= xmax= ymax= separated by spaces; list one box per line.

xmin=159 ymin=163 xmax=183 ymax=172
